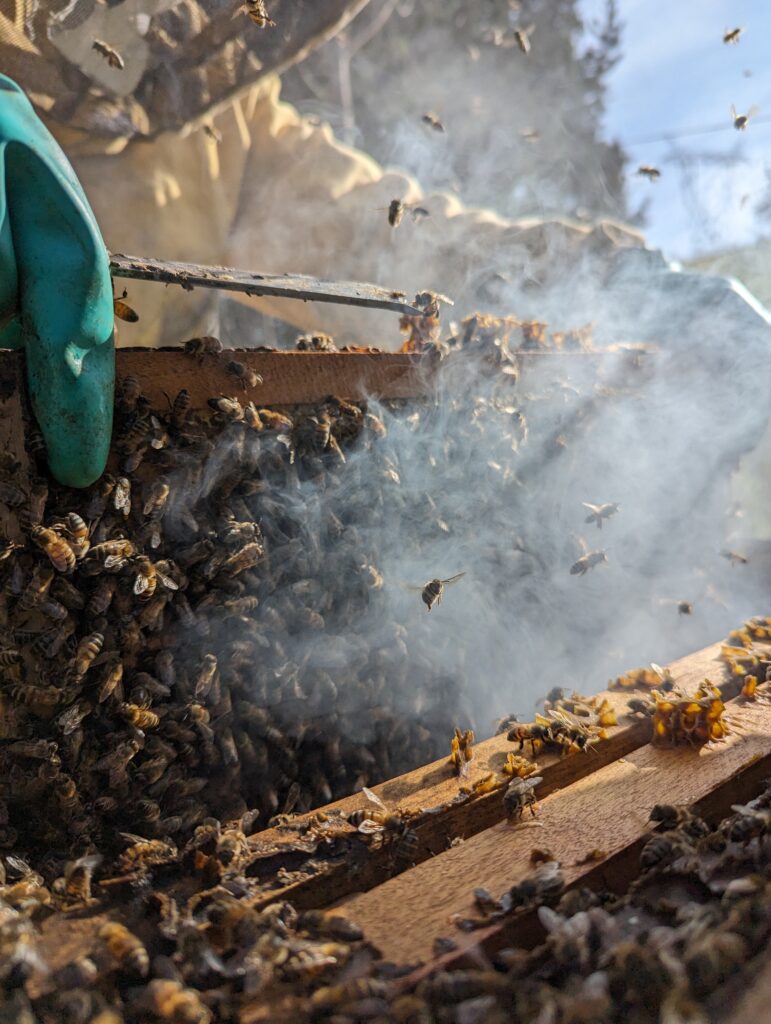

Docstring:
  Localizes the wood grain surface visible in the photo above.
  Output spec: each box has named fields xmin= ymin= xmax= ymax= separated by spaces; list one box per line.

xmin=334 ymin=695 xmax=771 ymax=967
xmin=240 ymin=642 xmax=737 ymax=913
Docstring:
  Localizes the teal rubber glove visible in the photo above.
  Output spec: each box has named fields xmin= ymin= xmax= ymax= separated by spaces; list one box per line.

xmin=0 ymin=74 xmax=114 ymax=488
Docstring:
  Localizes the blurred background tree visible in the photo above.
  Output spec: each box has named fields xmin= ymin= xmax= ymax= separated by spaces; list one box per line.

xmin=281 ymin=0 xmax=638 ymax=225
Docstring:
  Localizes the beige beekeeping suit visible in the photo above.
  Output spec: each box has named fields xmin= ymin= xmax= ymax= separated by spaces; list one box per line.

xmin=51 ymin=74 xmax=644 ymax=349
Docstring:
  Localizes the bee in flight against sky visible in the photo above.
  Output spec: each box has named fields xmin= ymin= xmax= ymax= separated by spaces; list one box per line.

xmin=422 ymin=112 xmax=445 ymax=133
xmin=409 ymin=572 xmax=465 ymax=611
xmin=637 ymin=165 xmax=661 ymax=181
xmin=720 ymin=548 xmax=748 ymax=566
xmin=514 ymin=25 xmax=535 ymax=54
xmin=582 ymin=501 xmax=620 ymax=529
xmin=569 ymin=537 xmax=607 ymax=577
xmin=92 ymin=39 xmax=125 ymax=70
xmin=723 ymin=27 xmax=744 ymax=45
xmin=731 ymin=104 xmax=759 ymax=130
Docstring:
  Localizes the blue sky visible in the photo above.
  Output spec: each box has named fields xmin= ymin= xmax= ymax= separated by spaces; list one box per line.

xmin=580 ymin=0 xmax=771 ymax=260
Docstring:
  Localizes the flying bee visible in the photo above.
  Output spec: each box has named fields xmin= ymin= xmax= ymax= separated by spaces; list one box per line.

xmin=99 ymin=922 xmax=149 ymax=977
xmin=504 ymin=775 xmax=542 ymax=821
xmin=514 ymin=24 xmax=535 ymax=53
xmin=132 ymin=556 xmax=179 ymax=600
xmin=184 ymin=335 xmax=222 ymax=361
xmin=723 ymin=27 xmax=744 ymax=44
xmin=113 ymin=289 xmax=138 ymax=322
xmin=225 ymin=361 xmax=263 ymax=391
xmin=720 ymin=548 xmax=748 ymax=565
xmin=570 ymin=540 xmax=608 ymax=577
xmin=30 ymin=525 xmax=76 ymax=573
xmin=70 ymin=632 xmax=104 ymax=681
xmin=388 ymin=198 xmax=404 ymax=227
xmin=637 ymin=165 xmax=661 ymax=181
xmin=92 ymin=38 xmax=125 ymax=69
xmin=731 ymin=103 xmax=759 ymax=130
xmin=236 ymin=0 xmax=276 ymax=27
xmin=408 ymin=572 xmax=465 ymax=611
xmin=203 ymin=122 xmax=222 ymax=144
xmin=422 ymin=112 xmax=445 ymax=132
xmin=582 ymin=502 xmax=620 ymax=529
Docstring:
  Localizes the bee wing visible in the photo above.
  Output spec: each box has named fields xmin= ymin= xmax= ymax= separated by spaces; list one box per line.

xmin=525 ymin=776 xmax=543 ymax=789
xmin=441 ymin=572 xmax=466 ymax=585
xmin=362 ymin=786 xmax=387 ymax=811
xmin=357 ymin=819 xmax=386 ymax=835
xmin=133 ymin=574 xmax=150 ymax=596
xmin=156 ymin=572 xmax=179 ymax=591
xmin=730 ymin=104 xmax=738 ymax=119
xmin=650 ymin=662 xmax=666 ymax=679
xmin=748 ymin=104 xmax=760 ymax=119
xmin=118 ymin=832 xmax=147 ymax=845
xmin=103 ymin=555 xmax=127 ymax=570
xmin=401 ymin=583 xmax=425 ymax=592
xmin=582 ymin=503 xmax=601 ymax=514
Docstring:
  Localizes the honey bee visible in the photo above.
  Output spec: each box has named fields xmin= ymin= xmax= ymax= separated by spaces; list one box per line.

xmin=92 ymin=38 xmax=125 ymax=69
xmin=236 ymin=0 xmax=276 ymax=28
xmin=208 ymin=395 xmax=244 ymax=422
xmin=203 ymin=122 xmax=222 ymax=144
xmin=258 ymin=408 xmax=294 ymax=432
xmin=119 ymin=703 xmax=160 ymax=730
xmin=723 ymin=27 xmax=744 ymax=44
xmin=114 ymin=476 xmax=131 ymax=517
xmin=58 ymin=512 xmax=90 ymax=560
xmin=220 ymin=541 xmax=263 ymax=576
xmin=422 ymin=112 xmax=445 ymax=132
xmin=143 ymin=480 xmax=170 ymax=520
xmin=514 ymin=24 xmax=535 ymax=53
xmin=139 ymin=980 xmax=211 ymax=1024
xmin=409 ymin=572 xmax=465 ymax=611
xmin=449 ymin=727 xmax=474 ymax=777
xmin=87 ymin=538 xmax=136 ymax=571
xmin=508 ymin=720 xmax=553 ymax=756
xmin=54 ymin=853 xmax=102 ymax=905
xmin=225 ymin=361 xmax=263 ymax=391
xmin=194 ymin=654 xmax=219 ymax=700
xmin=99 ymin=922 xmax=149 ymax=977
xmin=582 ymin=501 xmax=620 ymax=528
xmin=118 ymin=834 xmax=177 ymax=872
xmin=637 ymin=165 xmax=661 ymax=181
xmin=184 ymin=335 xmax=223 ymax=361
xmin=720 ymin=547 xmax=748 ymax=565
xmin=113 ymin=290 xmax=138 ymax=322
xmin=387 ymin=199 xmax=404 ymax=227
xmin=740 ymin=674 xmax=758 ymax=700
xmin=132 ymin=556 xmax=179 ymax=600
xmin=678 ymin=600 xmax=693 ymax=615
xmin=503 ymin=775 xmax=542 ymax=821
xmin=215 ymin=827 xmax=248 ymax=868
xmin=70 ymin=632 xmax=104 ymax=681
xmin=570 ymin=550 xmax=608 ymax=576
xmin=171 ymin=388 xmax=192 ymax=427
xmin=347 ymin=787 xmax=414 ymax=846
xmin=731 ymin=103 xmax=759 ymax=130
xmin=30 ymin=525 xmax=76 ymax=573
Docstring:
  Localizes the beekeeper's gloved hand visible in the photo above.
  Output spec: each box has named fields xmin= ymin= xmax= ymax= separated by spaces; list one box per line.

xmin=0 ymin=74 xmax=114 ymax=488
